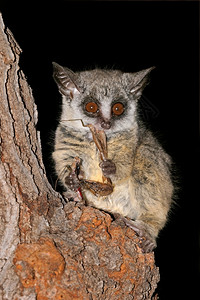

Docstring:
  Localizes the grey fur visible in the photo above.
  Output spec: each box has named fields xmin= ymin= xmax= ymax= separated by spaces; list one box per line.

xmin=52 ymin=63 xmax=174 ymax=252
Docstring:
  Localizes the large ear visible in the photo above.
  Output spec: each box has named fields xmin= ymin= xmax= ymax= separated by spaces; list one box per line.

xmin=122 ymin=67 xmax=155 ymax=98
xmin=52 ymin=62 xmax=80 ymax=99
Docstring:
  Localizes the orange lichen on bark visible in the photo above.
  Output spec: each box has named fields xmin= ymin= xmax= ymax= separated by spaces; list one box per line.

xmin=75 ymin=206 xmax=112 ymax=244
xmin=106 ymin=224 xmax=157 ymax=298
xmin=13 ymin=237 xmax=89 ymax=300
xmin=13 ymin=205 xmax=159 ymax=299
xmin=73 ymin=206 xmax=159 ymax=299
xmin=14 ymin=238 xmax=65 ymax=299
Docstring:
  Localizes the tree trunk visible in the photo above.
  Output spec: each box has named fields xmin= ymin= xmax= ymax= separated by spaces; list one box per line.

xmin=0 ymin=13 xmax=159 ymax=300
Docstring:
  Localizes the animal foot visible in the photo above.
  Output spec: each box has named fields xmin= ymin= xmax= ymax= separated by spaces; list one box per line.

xmin=123 ymin=218 xmax=156 ymax=253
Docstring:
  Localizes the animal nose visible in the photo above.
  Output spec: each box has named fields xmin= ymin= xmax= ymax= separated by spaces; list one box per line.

xmin=101 ymin=120 xmax=111 ymax=129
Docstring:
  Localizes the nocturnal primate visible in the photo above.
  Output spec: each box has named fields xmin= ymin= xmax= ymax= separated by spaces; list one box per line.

xmin=52 ymin=62 xmax=174 ymax=252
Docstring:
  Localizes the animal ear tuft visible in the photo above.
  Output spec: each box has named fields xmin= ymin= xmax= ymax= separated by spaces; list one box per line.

xmin=52 ymin=62 xmax=80 ymax=99
xmin=123 ymin=67 xmax=155 ymax=98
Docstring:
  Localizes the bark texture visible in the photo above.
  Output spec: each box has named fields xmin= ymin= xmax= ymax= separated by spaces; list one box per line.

xmin=0 ymin=14 xmax=159 ymax=300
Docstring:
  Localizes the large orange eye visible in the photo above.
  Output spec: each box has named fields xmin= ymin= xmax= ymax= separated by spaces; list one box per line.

xmin=112 ymin=102 xmax=124 ymax=116
xmin=85 ymin=102 xmax=98 ymax=113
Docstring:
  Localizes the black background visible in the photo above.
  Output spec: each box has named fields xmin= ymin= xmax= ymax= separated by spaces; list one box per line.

xmin=1 ymin=1 xmax=199 ymax=299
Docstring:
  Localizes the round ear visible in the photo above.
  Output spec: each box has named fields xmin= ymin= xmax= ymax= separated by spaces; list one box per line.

xmin=52 ymin=62 xmax=80 ymax=99
xmin=122 ymin=67 xmax=155 ymax=98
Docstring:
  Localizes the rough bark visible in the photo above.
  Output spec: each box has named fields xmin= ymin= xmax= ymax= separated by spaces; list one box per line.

xmin=0 ymin=14 xmax=159 ymax=300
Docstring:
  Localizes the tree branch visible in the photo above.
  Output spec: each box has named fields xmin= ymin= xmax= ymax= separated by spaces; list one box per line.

xmin=0 ymin=13 xmax=159 ymax=300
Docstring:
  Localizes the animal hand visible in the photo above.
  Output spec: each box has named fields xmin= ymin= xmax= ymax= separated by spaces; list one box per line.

xmin=65 ymin=172 xmax=81 ymax=191
xmin=99 ymin=159 xmax=116 ymax=176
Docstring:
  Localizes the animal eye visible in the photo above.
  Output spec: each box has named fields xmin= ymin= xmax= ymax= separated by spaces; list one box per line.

xmin=85 ymin=102 xmax=98 ymax=113
xmin=112 ymin=102 xmax=124 ymax=116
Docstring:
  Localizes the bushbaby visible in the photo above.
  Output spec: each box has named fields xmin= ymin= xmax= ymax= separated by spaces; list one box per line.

xmin=52 ymin=63 xmax=174 ymax=252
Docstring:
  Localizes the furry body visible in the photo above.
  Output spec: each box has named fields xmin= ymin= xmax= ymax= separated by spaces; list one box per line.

xmin=52 ymin=63 xmax=174 ymax=250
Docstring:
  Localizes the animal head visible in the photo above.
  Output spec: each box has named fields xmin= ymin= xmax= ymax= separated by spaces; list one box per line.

xmin=53 ymin=62 xmax=154 ymax=135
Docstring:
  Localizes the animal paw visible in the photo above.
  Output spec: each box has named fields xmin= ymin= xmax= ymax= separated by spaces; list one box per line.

xmin=99 ymin=159 xmax=116 ymax=176
xmin=123 ymin=218 xmax=156 ymax=253
xmin=65 ymin=172 xmax=81 ymax=191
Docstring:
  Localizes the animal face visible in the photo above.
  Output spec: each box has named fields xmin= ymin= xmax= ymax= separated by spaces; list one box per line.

xmin=53 ymin=63 xmax=154 ymax=135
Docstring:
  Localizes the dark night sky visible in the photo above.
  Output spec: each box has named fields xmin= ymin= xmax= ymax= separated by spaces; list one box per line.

xmin=1 ymin=1 xmax=199 ymax=299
